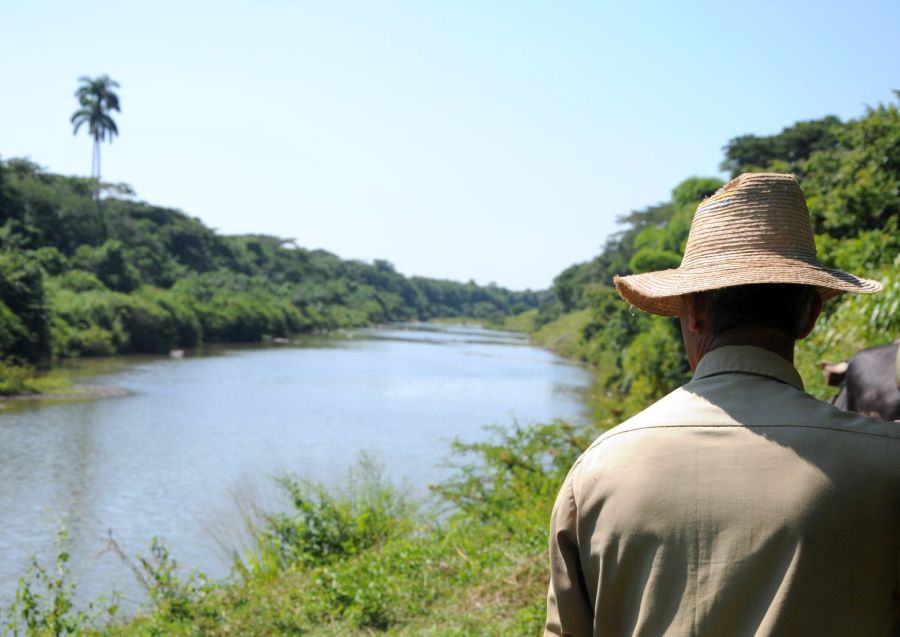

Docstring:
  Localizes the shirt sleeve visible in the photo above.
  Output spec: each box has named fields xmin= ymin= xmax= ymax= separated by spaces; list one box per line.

xmin=545 ymin=471 xmax=594 ymax=637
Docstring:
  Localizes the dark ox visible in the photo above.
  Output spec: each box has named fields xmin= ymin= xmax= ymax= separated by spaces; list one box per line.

xmin=821 ymin=342 xmax=900 ymax=421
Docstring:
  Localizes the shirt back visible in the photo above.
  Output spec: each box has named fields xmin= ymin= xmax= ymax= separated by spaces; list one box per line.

xmin=546 ymin=346 xmax=900 ymax=637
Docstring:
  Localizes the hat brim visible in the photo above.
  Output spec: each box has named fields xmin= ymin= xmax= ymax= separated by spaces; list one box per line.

xmin=614 ymin=257 xmax=883 ymax=317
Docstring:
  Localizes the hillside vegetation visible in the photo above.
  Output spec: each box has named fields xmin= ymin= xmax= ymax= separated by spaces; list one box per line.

xmin=527 ymin=94 xmax=899 ymax=419
xmin=0 ymin=160 xmax=544 ymax=391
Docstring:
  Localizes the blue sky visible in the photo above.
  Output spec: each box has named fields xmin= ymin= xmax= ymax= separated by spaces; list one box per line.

xmin=2 ymin=0 xmax=898 ymax=290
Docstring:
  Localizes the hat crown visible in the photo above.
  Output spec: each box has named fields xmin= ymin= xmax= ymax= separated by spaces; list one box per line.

xmin=613 ymin=171 xmax=881 ymax=317
xmin=681 ymin=173 xmax=817 ymax=269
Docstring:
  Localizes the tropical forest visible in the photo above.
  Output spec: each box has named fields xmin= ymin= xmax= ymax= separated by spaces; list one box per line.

xmin=1 ymin=72 xmax=898 ymax=635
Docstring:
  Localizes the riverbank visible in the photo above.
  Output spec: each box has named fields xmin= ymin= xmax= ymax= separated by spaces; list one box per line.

xmin=0 ymin=361 xmax=76 ymax=398
xmin=8 ymin=421 xmax=598 ymax=637
xmin=7 ymin=289 xmax=888 ymax=634
xmin=1 ymin=324 xmax=593 ymax=635
xmin=0 ymin=382 xmax=130 ymax=405
xmin=9 ymin=292 xmax=889 ymax=634
xmin=0 ymin=321 xmax=490 ymax=402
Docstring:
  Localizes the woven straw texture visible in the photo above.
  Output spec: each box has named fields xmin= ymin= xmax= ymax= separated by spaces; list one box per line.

xmin=614 ymin=173 xmax=883 ymax=317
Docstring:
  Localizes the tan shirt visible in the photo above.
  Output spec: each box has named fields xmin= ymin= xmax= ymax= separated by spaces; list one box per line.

xmin=546 ymin=346 xmax=900 ymax=637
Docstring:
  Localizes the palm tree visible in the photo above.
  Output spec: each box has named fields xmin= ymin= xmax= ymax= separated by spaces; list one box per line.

xmin=71 ymin=75 xmax=120 ymax=182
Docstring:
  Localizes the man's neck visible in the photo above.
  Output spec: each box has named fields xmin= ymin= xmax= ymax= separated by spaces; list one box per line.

xmin=707 ymin=327 xmax=796 ymax=364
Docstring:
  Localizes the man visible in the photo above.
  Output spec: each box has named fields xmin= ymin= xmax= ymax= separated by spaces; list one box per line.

xmin=545 ymin=172 xmax=899 ymax=636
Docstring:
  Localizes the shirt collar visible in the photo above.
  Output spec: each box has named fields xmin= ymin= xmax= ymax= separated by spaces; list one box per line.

xmin=691 ymin=345 xmax=805 ymax=391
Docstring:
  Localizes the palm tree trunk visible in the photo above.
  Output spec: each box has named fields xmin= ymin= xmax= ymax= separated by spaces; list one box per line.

xmin=92 ymin=137 xmax=105 ymax=240
xmin=93 ymin=138 xmax=101 ymax=180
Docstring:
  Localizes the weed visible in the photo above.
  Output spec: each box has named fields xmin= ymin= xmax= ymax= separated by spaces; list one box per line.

xmin=2 ymin=526 xmax=119 ymax=636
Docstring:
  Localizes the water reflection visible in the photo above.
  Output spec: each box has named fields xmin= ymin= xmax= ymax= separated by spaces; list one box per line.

xmin=0 ymin=323 xmax=591 ymax=610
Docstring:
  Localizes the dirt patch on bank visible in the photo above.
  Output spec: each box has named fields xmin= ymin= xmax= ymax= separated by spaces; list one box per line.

xmin=0 ymin=384 xmax=131 ymax=407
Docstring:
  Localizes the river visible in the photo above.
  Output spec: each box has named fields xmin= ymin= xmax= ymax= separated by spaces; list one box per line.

xmin=0 ymin=323 xmax=592 ymax=610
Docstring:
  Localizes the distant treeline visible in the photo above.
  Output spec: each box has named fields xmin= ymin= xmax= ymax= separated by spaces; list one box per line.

xmin=524 ymin=94 xmax=899 ymax=419
xmin=0 ymin=160 xmax=546 ymax=365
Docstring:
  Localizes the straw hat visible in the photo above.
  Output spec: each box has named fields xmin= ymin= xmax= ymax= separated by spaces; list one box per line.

xmin=613 ymin=172 xmax=882 ymax=317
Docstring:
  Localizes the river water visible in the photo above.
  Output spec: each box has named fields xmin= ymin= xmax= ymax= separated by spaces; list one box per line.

xmin=0 ymin=323 xmax=592 ymax=610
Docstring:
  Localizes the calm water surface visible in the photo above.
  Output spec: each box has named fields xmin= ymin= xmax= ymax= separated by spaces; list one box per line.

xmin=0 ymin=323 xmax=592 ymax=608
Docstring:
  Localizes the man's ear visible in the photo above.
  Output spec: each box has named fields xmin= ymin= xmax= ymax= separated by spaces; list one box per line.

xmin=797 ymin=293 xmax=823 ymax=340
xmin=685 ymin=293 xmax=709 ymax=334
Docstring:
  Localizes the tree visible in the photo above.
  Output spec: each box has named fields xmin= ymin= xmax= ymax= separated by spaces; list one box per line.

xmin=0 ymin=251 xmax=51 ymax=363
xmin=720 ymin=115 xmax=841 ymax=177
xmin=71 ymin=75 xmax=121 ymax=182
xmin=799 ymin=97 xmax=900 ymax=237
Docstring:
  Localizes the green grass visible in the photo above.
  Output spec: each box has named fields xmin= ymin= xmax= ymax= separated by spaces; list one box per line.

xmin=0 ymin=361 xmax=74 ymax=397
xmin=493 ymin=309 xmax=538 ymax=334
xmin=427 ymin=317 xmax=487 ymax=326
xmin=529 ymin=310 xmax=591 ymax=361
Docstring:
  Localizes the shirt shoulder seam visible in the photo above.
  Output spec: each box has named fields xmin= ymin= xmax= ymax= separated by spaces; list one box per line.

xmin=590 ymin=422 xmax=900 ymax=447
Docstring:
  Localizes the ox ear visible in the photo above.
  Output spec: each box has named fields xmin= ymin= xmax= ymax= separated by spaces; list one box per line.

xmin=820 ymin=361 xmax=848 ymax=386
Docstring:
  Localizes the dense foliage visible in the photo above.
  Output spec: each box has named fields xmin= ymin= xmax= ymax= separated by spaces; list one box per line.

xmin=0 ymin=158 xmax=544 ymax=378
xmin=525 ymin=94 xmax=899 ymax=418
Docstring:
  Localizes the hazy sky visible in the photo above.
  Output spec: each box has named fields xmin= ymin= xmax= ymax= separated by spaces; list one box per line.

xmin=2 ymin=0 xmax=898 ymax=290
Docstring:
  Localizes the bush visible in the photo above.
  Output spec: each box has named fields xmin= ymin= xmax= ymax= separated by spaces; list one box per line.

xmin=50 ymin=269 xmax=107 ymax=292
xmin=248 ymin=456 xmax=412 ymax=572
xmin=629 ymin=247 xmax=682 ymax=273
xmin=0 ymin=250 xmax=51 ymax=364
xmin=798 ymin=253 xmax=900 ymax=400
xmin=134 ymin=288 xmax=202 ymax=349
xmin=50 ymin=288 xmax=176 ymax=355
xmin=78 ymin=325 xmax=117 ymax=356
xmin=0 ymin=358 xmax=34 ymax=395
xmin=2 ymin=527 xmax=119 ymax=635
xmin=136 ymin=539 xmax=209 ymax=622
xmin=193 ymin=292 xmax=304 ymax=343
xmin=0 ymin=301 xmax=29 ymax=360
xmin=620 ymin=317 xmax=690 ymax=410
xmin=28 ymin=247 xmax=70 ymax=276
xmin=72 ymin=240 xmax=141 ymax=293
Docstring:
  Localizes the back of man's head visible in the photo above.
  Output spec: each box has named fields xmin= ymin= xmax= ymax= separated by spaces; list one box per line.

xmin=698 ymin=283 xmax=819 ymax=339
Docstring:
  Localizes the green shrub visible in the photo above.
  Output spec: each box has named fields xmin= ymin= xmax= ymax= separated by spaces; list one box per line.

xmin=78 ymin=325 xmax=117 ymax=356
xmin=438 ymin=420 xmax=593 ymax=504
xmin=249 ymin=456 xmax=412 ymax=572
xmin=0 ymin=250 xmax=51 ymax=364
xmin=2 ymin=527 xmax=119 ymax=636
xmin=815 ymin=221 xmax=898 ymax=274
xmin=50 ymin=270 xmax=108 ymax=292
xmin=629 ymin=247 xmax=682 ymax=273
xmin=72 ymin=241 xmax=141 ymax=293
xmin=798 ymin=254 xmax=899 ymax=399
xmin=193 ymin=292 xmax=304 ymax=343
xmin=0 ymin=358 xmax=34 ymax=395
xmin=28 ymin=247 xmax=70 ymax=276
xmin=137 ymin=539 xmax=208 ymax=622
xmin=620 ymin=317 xmax=690 ymax=410
xmin=0 ymin=301 xmax=29 ymax=360
xmin=50 ymin=288 xmax=177 ymax=354
xmin=135 ymin=288 xmax=202 ymax=348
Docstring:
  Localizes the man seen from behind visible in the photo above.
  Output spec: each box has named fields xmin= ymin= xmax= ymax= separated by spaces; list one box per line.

xmin=545 ymin=173 xmax=898 ymax=636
